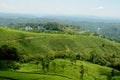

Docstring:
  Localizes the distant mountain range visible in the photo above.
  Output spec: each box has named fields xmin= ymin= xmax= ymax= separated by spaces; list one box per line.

xmin=0 ymin=12 xmax=120 ymax=22
xmin=0 ymin=12 xmax=36 ymax=18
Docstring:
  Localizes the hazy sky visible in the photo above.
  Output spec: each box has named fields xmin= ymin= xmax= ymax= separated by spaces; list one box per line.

xmin=0 ymin=0 xmax=120 ymax=17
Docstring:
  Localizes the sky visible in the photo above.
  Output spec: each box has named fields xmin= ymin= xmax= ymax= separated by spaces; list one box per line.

xmin=0 ymin=0 xmax=120 ymax=18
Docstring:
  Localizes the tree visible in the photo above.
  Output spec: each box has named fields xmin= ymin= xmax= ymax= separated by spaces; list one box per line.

xmin=80 ymin=65 xmax=84 ymax=80
xmin=0 ymin=45 xmax=20 ymax=70
xmin=45 ymin=54 xmax=51 ymax=72
xmin=61 ymin=61 xmax=66 ymax=72
xmin=0 ymin=45 xmax=20 ymax=61
xmin=40 ymin=55 xmax=51 ymax=72
xmin=70 ymin=54 xmax=76 ymax=65
xmin=89 ymin=50 xmax=96 ymax=63
xmin=35 ymin=61 xmax=40 ymax=72
xmin=45 ymin=58 xmax=50 ymax=72
xmin=107 ymin=69 xmax=115 ymax=80
xmin=51 ymin=61 xmax=57 ymax=73
xmin=11 ymin=61 xmax=21 ymax=71
xmin=41 ymin=58 xmax=46 ymax=72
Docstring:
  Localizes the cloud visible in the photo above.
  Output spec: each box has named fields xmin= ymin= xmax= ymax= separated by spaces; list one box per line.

xmin=96 ymin=6 xmax=104 ymax=9
xmin=0 ymin=2 xmax=16 ymax=11
xmin=92 ymin=6 xmax=104 ymax=10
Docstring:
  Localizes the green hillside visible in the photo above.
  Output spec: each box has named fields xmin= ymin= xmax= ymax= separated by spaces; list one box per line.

xmin=0 ymin=27 xmax=120 ymax=80
xmin=0 ymin=27 xmax=120 ymax=59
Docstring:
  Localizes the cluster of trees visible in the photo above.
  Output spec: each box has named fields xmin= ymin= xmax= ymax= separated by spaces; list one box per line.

xmin=0 ymin=44 xmax=119 ymax=79
xmin=19 ymin=53 xmax=119 ymax=80
xmin=19 ymin=48 xmax=120 ymax=72
xmin=87 ymin=50 xmax=120 ymax=71
xmin=9 ymin=22 xmax=81 ymax=35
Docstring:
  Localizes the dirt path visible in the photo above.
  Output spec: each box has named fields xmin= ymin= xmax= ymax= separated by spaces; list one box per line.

xmin=19 ymin=72 xmax=73 ymax=80
xmin=0 ymin=36 xmax=40 ymax=43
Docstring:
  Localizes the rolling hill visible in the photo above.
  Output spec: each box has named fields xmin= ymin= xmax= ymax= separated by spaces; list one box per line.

xmin=0 ymin=26 xmax=120 ymax=80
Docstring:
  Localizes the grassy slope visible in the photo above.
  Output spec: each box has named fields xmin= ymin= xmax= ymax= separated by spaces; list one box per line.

xmin=0 ymin=59 xmax=120 ymax=80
